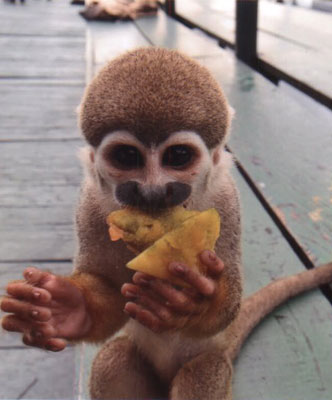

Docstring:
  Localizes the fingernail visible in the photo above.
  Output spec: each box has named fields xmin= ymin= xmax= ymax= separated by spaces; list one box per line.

xmin=173 ymin=264 xmax=186 ymax=275
xmin=31 ymin=310 xmax=39 ymax=318
xmin=46 ymin=345 xmax=61 ymax=352
xmin=125 ymin=289 xmax=138 ymax=299
xmin=138 ymin=278 xmax=151 ymax=287
xmin=124 ymin=308 xmax=136 ymax=319
xmin=32 ymin=291 xmax=41 ymax=299
xmin=208 ymin=252 xmax=217 ymax=263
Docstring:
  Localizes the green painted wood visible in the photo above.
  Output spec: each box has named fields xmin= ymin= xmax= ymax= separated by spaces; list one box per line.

xmin=177 ymin=0 xmax=332 ymax=100
xmin=176 ymin=0 xmax=234 ymax=44
xmin=0 ymin=0 xmax=86 ymax=36
xmin=0 ymin=35 xmax=85 ymax=80
xmin=134 ymin=10 xmax=223 ymax=57
xmin=0 ymin=262 xmax=76 ymax=400
xmin=0 ymin=141 xmax=83 ymax=260
xmin=86 ymin=20 xmax=150 ymax=80
xmin=192 ymin=52 xmax=332 ymax=266
xmin=0 ymin=82 xmax=84 ymax=140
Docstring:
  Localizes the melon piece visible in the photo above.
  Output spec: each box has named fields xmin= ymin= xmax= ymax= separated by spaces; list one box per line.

xmin=127 ymin=208 xmax=220 ymax=286
xmin=107 ymin=206 xmax=200 ymax=253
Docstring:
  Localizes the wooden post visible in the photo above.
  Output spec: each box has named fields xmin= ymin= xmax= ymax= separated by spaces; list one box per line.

xmin=235 ymin=0 xmax=258 ymax=65
xmin=164 ymin=0 xmax=175 ymax=16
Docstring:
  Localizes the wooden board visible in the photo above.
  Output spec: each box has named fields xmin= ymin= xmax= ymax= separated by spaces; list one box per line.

xmin=0 ymin=262 xmax=76 ymax=399
xmin=195 ymin=52 xmax=332 ymax=266
xmin=0 ymin=141 xmax=83 ymax=261
xmin=85 ymin=20 xmax=150 ymax=80
xmin=0 ymin=35 xmax=85 ymax=80
xmin=0 ymin=0 xmax=86 ymax=37
xmin=134 ymin=11 xmax=223 ymax=57
xmin=0 ymin=82 xmax=84 ymax=140
xmin=176 ymin=0 xmax=332 ymax=100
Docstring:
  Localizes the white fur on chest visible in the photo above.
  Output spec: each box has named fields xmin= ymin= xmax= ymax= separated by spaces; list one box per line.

xmin=123 ymin=320 xmax=225 ymax=383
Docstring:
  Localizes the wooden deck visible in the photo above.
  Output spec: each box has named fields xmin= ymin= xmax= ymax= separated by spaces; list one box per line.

xmin=175 ymin=0 xmax=332 ymax=107
xmin=0 ymin=1 xmax=332 ymax=399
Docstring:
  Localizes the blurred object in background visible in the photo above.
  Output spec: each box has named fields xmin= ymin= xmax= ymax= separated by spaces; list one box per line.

xmin=80 ymin=0 xmax=158 ymax=21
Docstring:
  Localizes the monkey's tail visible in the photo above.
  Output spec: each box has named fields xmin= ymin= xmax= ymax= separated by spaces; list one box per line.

xmin=227 ymin=262 xmax=332 ymax=361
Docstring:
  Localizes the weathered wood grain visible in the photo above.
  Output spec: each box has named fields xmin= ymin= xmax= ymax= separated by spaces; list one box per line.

xmin=0 ymin=141 xmax=83 ymax=260
xmin=176 ymin=0 xmax=332 ymax=100
xmin=0 ymin=82 xmax=84 ymax=140
xmin=204 ymin=54 xmax=332 ymax=265
xmin=0 ymin=0 xmax=86 ymax=37
xmin=0 ymin=35 xmax=85 ymax=80
xmin=134 ymin=11 xmax=222 ymax=57
xmin=86 ymin=20 xmax=150 ymax=80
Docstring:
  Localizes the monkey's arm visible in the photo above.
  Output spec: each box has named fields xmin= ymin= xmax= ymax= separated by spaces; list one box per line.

xmin=1 ymin=267 xmax=128 ymax=351
xmin=68 ymin=271 xmax=127 ymax=342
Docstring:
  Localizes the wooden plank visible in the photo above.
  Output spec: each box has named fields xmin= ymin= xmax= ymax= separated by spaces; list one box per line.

xmin=134 ymin=11 xmax=222 ymax=57
xmin=235 ymin=167 xmax=332 ymax=399
xmin=0 ymin=35 xmax=85 ymax=80
xmin=85 ymin=21 xmax=150 ymax=80
xmin=176 ymin=0 xmax=234 ymax=44
xmin=194 ymin=52 xmax=332 ymax=266
xmin=0 ymin=262 xmax=76 ymax=400
xmin=177 ymin=0 xmax=332 ymax=100
xmin=0 ymin=141 xmax=83 ymax=261
xmin=0 ymin=82 xmax=84 ymax=140
xmin=0 ymin=0 xmax=86 ymax=37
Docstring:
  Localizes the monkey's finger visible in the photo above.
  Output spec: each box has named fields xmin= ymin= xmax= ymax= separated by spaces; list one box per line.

xmin=124 ymin=302 xmax=163 ymax=333
xmin=0 ymin=297 xmax=51 ymax=322
xmin=44 ymin=338 xmax=67 ymax=352
xmin=1 ymin=314 xmax=32 ymax=333
xmin=136 ymin=294 xmax=173 ymax=323
xmin=168 ymin=262 xmax=215 ymax=297
xmin=23 ymin=267 xmax=53 ymax=287
xmin=122 ymin=283 xmax=173 ymax=321
xmin=199 ymin=250 xmax=225 ymax=277
xmin=142 ymin=278 xmax=199 ymax=314
xmin=22 ymin=333 xmax=66 ymax=351
xmin=6 ymin=281 xmax=52 ymax=305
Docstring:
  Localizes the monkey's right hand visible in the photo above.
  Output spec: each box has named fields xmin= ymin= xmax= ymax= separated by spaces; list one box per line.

xmin=0 ymin=267 xmax=91 ymax=352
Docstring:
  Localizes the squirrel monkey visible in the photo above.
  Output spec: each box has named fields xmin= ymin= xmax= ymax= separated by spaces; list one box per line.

xmin=1 ymin=48 xmax=332 ymax=400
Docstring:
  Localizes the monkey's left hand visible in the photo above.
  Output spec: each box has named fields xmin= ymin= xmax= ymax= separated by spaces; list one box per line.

xmin=121 ymin=250 xmax=224 ymax=333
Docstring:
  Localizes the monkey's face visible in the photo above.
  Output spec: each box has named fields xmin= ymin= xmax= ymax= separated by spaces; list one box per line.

xmin=93 ymin=131 xmax=214 ymax=214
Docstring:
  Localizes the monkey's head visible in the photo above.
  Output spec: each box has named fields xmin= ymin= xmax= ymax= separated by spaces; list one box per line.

xmin=80 ymin=47 xmax=232 ymax=214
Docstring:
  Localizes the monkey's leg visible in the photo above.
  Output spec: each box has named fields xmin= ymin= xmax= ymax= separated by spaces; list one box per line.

xmin=89 ymin=336 xmax=166 ymax=400
xmin=170 ymin=350 xmax=233 ymax=400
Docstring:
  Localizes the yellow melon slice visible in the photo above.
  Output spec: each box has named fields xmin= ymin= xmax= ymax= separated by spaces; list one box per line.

xmin=107 ymin=206 xmax=200 ymax=253
xmin=127 ymin=208 xmax=220 ymax=286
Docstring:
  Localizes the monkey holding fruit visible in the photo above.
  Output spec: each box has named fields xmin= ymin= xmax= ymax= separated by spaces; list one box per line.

xmin=1 ymin=48 xmax=332 ymax=400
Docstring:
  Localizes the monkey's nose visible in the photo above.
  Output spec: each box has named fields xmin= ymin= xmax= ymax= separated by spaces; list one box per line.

xmin=115 ymin=181 xmax=191 ymax=213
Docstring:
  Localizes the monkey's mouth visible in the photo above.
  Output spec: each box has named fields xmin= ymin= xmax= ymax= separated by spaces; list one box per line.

xmin=115 ymin=181 xmax=192 ymax=215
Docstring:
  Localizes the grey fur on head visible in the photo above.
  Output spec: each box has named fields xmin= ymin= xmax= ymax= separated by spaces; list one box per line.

xmin=80 ymin=47 xmax=230 ymax=148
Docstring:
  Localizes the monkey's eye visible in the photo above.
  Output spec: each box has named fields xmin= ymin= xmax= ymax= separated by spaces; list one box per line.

xmin=162 ymin=145 xmax=195 ymax=169
xmin=109 ymin=145 xmax=144 ymax=170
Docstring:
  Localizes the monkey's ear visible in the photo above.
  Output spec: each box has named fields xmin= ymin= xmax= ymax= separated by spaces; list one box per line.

xmin=78 ymin=146 xmax=96 ymax=179
xmin=228 ymin=105 xmax=235 ymax=122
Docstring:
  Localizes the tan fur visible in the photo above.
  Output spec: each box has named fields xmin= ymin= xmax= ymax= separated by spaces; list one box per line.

xmin=68 ymin=273 xmax=127 ymax=342
xmin=80 ymin=47 xmax=231 ymax=148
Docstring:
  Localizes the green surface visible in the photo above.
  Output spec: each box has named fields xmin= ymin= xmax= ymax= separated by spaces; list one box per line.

xmin=0 ymin=140 xmax=82 ymax=261
xmin=176 ymin=0 xmax=332 ymax=100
